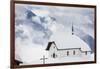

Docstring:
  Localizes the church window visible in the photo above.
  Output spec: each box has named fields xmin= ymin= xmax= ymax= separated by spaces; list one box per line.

xmin=53 ymin=53 xmax=56 ymax=58
xmin=67 ymin=51 xmax=69 ymax=56
xmin=73 ymin=50 xmax=75 ymax=55
xmin=85 ymin=51 xmax=87 ymax=55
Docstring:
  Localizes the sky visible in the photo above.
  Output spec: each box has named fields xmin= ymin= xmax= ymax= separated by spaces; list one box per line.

xmin=15 ymin=3 xmax=95 ymax=51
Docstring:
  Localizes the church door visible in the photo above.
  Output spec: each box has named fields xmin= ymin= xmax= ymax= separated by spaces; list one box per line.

xmin=53 ymin=53 xmax=55 ymax=58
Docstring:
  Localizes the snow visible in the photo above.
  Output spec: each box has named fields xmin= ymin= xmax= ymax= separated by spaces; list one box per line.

xmin=46 ymin=55 xmax=94 ymax=64
xmin=15 ymin=44 xmax=48 ymax=64
xmin=20 ymin=52 xmax=94 ymax=65
xmin=49 ymin=23 xmax=91 ymax=51
xmin=15 ymin=4 xmax=95 ymax=65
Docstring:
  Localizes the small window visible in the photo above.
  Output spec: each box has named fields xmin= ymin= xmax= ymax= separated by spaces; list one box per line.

xmin=85 ymin=51 xmax=87 ymax=55
xmin=53 ymin=53 xmax=55 ymax=58
xmin=73 ymin=50 xmax=75 ymax=55
xmin=67 ymin=51 xmax=69 ymax=56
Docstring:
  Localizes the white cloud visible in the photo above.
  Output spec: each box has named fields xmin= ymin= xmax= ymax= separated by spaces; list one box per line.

xmin=32 ymin=9 xmax=50 ymax=17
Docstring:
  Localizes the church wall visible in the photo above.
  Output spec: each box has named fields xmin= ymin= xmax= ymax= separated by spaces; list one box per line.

xmin=56 ymin=49 xmax=81 ymax=58
xmin=81 ymin=51 xmax=92 ymax=57
xmin=49 ymin=44 xmax=58 ymax=58
xmin=48 ymin=44 xmax=91 ymax=59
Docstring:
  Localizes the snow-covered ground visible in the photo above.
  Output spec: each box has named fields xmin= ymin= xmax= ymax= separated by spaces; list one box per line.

xmin=19 ymin=48 xmax=94 ymax=65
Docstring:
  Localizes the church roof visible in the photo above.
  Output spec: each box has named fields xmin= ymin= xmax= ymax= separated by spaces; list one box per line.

xmin=46 ymin=35 xmax=91 ymax=51
xmin=46 ymin=41 xmax=56 ymax=50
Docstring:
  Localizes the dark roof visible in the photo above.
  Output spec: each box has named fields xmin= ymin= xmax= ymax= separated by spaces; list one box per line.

xmin=15 ymin=60 xmax=23 ymax=65
xmin=46 ymin=41 xmax=56 ymax=51
xmin=45 ymin=41 xmax=92 ymax=53
xmin=46 ymin=41 xmax=81 ymax=51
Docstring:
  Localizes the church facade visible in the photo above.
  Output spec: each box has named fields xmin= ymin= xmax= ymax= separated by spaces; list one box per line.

xmin=46 ymin=41 xmax=92 ymax=58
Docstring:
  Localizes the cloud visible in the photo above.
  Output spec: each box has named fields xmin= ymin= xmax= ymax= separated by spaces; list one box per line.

xmin=32 ymin=9 xmax=50 ymax=17
xmin=15 ymin=3 xmax=95 ymax=47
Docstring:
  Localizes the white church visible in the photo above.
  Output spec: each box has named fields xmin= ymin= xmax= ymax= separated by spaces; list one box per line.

xmin=46 ymin=23 xmax=92 ymax=59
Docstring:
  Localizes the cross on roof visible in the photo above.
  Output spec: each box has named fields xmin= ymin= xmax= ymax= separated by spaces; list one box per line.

xmin=40 ymin=55 xmax=48 ymax=64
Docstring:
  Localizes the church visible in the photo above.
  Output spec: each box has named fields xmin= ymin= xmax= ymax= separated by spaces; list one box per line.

xmin=46 ymin=40 xmax=92 ymax=58
xmin=46 ymin=24 xmax=92 ymax=58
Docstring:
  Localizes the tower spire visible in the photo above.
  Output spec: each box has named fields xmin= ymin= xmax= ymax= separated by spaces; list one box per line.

xmin=72 ymin=23 xmax=74 ymax=35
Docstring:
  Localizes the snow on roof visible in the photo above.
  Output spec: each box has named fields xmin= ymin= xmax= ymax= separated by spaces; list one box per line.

xmin=49 ymin=32 xmax=91 ymax=51
xmin=48 ymin=23 xmax=91 ymax=51
xmin=57 ymin=35 xmax=90 ymax=51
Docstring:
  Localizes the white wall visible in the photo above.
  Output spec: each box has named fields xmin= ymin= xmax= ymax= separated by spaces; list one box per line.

xmin=0 ymin=0 xmax=100 ymax=69
xmin=49 ymin=43 xmax=58 ymax=58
